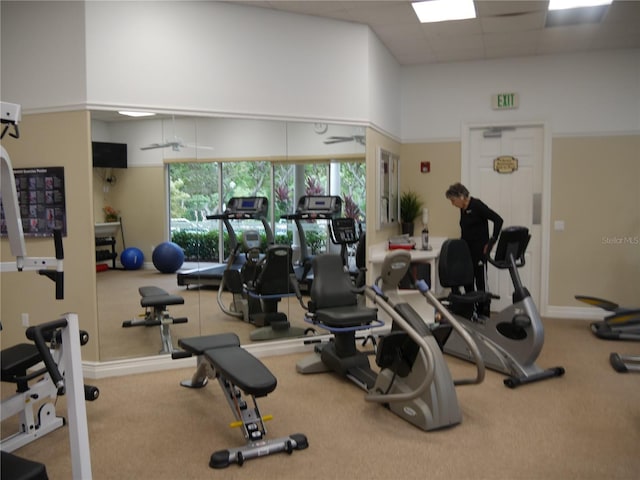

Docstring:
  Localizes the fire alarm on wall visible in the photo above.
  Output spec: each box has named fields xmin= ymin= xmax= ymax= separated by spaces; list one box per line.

xmin=421 ymin=161 xmax=430 ymax=173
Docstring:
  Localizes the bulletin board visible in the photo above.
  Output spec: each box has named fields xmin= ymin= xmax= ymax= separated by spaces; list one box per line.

xmin=0 ymin=166 xmax=67 ymax=237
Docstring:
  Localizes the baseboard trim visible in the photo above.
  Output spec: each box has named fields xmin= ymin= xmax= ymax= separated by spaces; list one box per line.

xmin=83 ymin=336 xmax=316 ymax=379
xmin=543 ymin=305 xmax=605 ymax=320
xmin=82 ymin=308 xmax=601 ymax=379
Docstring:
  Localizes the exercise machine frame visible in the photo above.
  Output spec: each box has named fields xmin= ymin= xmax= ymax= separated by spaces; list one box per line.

xmin=439 ymin=226 xmax=565 ymax=388
xmin=1 ymin=314 xmax=96 ymax=479
xmin=173 ymin=333 xmax=308 ymax=468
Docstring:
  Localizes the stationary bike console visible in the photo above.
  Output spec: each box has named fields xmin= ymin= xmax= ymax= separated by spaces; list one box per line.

xmin=489 ymin=225 xmax=530 ymax=269
xmin=329 ymin=217 xmax=358 ymax=245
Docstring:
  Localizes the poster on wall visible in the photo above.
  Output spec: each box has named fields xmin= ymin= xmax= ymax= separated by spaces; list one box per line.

xmin=0 ymin=166 xmax=67 ymax=237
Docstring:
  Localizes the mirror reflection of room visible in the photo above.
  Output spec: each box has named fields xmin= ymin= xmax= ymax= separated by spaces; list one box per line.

xmin=92 ymin=113 xmax=366 ymax=361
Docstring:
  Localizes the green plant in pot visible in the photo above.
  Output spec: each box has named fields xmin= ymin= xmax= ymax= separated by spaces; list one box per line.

xmin=400 ymin=190 xmax=424 ymax=236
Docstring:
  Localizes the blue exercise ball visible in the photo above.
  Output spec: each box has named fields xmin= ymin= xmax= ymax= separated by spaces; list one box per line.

xmin=120 ymin=247 xmax=144 ymax=270
xmin=152 ymin=242 xmax=184 ymax=273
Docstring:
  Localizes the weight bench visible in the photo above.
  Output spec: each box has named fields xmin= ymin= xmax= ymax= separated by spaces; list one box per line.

xmin=122 ymin=286 xmax=188 ymax=354
xmin=174 ymin=333 xmax=308 ymax=468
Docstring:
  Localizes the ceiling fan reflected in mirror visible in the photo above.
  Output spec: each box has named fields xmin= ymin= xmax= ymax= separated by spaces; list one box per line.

xmin=139 ymin=138 xmax=213 ymax=152
xmin=323 ymin=135 xmax=365 ymax=146
xmin=140 ymin=115 xmax=214 ymax=152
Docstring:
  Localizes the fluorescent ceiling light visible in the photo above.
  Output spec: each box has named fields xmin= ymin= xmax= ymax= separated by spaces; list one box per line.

xmin=412 ymin=0 xmax=477 ymax=23
xmin=548 ymin=0 xmax=612 ymax=10
xmin=118 ymin=111 xmax=156 ymax=118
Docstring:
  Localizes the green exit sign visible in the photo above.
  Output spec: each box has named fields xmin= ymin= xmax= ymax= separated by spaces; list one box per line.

xmin=492 ymin=93 xmax=519 ymax=110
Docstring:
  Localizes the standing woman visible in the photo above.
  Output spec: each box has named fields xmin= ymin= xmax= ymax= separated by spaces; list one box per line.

xmin=445 ymin=183 xmax=503 ymax=308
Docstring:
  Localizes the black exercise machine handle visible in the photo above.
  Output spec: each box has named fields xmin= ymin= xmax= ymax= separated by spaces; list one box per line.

xmin=37 ymin=228 xmax=65 ymax=299
xmin=25 ymin=318 xmax=68 ymax=395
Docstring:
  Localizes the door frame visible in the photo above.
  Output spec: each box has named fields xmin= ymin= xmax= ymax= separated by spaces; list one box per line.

xmin=461 ymin=120 xmax=551 ymax=316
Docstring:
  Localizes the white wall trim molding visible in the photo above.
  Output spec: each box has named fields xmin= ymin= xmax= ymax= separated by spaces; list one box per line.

xmin=543 ymin=305 xmax=605 ymax=321
xmin=83 ymin=336 xmax=315 ymax=379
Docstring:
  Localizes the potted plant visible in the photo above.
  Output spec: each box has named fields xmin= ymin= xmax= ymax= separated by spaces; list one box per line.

xmin=400 ymin=190 xmax=423 ymax=236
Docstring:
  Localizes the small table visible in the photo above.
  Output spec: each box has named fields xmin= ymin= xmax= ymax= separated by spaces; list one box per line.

xmin=368 ymin=236 xmax=447 ymax=294
xmin=95 ymin=222 xmax=121 ymax=269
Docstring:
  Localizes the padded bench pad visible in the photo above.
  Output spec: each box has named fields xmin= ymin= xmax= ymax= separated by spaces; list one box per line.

xmin=139 ymin=286 xmax=184 ymax=308
xmin=178 ymin=333 xmax=240 ymax=355
xmin=178 ymin=332 xmax=276 ymax=397
xmin=1 ymin=451 xmax=48 ymax=480
xmin=1 ymin=343 xmax=42 ymax=379
xmin=205 ymin=346 xmax=277 ymax=398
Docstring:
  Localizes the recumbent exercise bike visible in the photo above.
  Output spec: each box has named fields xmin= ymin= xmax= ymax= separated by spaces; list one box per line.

xmin=438 ymin=226 xmax=565 ymax=388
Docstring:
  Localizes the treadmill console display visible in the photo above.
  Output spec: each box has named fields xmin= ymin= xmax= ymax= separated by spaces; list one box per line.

xmin=293 ymin=195 xmax=342 ymax=219
xmin=226 ymin=197 xmax=268 ymax=218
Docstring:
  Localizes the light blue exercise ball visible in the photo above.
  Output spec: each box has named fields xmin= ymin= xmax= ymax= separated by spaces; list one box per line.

xmin=152 ymin=242 xmax=184 ymax=273
xmin=120 ymin=247 xmax=144 ymax=270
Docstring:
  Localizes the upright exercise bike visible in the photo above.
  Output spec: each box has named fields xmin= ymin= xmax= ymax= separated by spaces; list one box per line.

xmin=439 ymin=226 xmax=565 ymax=388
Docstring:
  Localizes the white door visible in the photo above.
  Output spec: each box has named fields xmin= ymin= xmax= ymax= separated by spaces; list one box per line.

xmin=467 ymin=125 xmax=544 ymax=311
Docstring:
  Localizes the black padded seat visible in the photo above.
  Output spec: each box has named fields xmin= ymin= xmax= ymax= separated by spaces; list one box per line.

xmin=178 ymin=333 xmax=240 ymax=355
xmin=1 ymin=451 xmax=48 ymax=480
xmin=247 ymin=245 xmax=295 ymax=296
xmin=310 ymin=254 xmax=378 ymax=329
xmin=316 ymin=305 xmax=378 ymax=328
xmin=138 ymin=286 xmax=185 ymax=307
xmin=205 ymin=346 xmax=277 ymax=398
xmin=1 ymin=343 xmax=41 ymax=380
xmin=438 ymin=239 xmax=492 ymax=305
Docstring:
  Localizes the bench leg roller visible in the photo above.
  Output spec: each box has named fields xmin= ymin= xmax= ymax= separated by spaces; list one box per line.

xmin=209 ymin=434 xmax=309 ymax=469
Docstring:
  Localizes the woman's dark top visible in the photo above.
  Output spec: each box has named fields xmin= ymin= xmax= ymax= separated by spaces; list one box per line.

xmin=459 ymin=197 xmax=503 ymax=260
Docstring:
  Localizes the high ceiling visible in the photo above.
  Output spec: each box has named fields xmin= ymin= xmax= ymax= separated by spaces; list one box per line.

xmin=233 ymin=0 xmax=640 ymax=65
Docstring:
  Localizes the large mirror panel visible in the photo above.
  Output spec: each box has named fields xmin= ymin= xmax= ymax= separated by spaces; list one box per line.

xmin=92 ymin=113 xmax=366 ymax=361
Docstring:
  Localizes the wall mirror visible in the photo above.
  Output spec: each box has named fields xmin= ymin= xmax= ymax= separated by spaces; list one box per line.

xmin=91 ymin=112 xmax=366 ymax=361
xmin=377 ymin=148 xmax=399 ymax=229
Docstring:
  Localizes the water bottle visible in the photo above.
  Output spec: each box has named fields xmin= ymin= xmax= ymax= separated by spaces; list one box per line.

xmin=421 ymin=226 xmax=429 ymax=250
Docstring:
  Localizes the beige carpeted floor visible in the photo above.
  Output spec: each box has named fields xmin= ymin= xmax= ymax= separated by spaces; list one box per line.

xmin=2 ymin=266 xmax=640 ymax=479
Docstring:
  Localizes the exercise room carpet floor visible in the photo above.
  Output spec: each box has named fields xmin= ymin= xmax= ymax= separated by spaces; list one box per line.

xmin=2 ymin=316 xmax=639 ymax=479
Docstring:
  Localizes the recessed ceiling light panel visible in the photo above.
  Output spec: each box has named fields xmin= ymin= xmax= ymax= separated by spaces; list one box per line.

xmin=118 ymin=111 xmax=156 ymax=118
xmin=412 ymin=0 xmax=477 ymax=24
xmin=548 ymin=0 xmax=612 ymax=11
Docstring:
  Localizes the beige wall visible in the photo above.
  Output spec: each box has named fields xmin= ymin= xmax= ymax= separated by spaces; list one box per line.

xmin=398 ymin=134 xmax=640 ymax=309
xmin=1 ymin=111 xmax=100 ymax=361
xmin=399 ymin=142 xmax=462 ymax=239
xmin=94 ymin=166 xmax=167 ymax=262
xmin=549 ymin=135 xmax=640 ymax=307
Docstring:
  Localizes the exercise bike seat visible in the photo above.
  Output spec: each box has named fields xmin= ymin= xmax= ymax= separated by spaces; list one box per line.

xmin=178 ymin=333 xmax=277 ymax=397
xmin=438 ymin=239 xmax=493 ymax=304
xmin=139 ymin=286 xmax=184 ymax=307
xmin=310 ymin=254 xmax=378 ymax=328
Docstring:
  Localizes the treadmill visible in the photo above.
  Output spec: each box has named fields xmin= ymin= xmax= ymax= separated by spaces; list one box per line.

xmin=281 ymin=195 xmax=342 ymax=288
xmin=177 ymin=197 xmax=274 ymax=288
